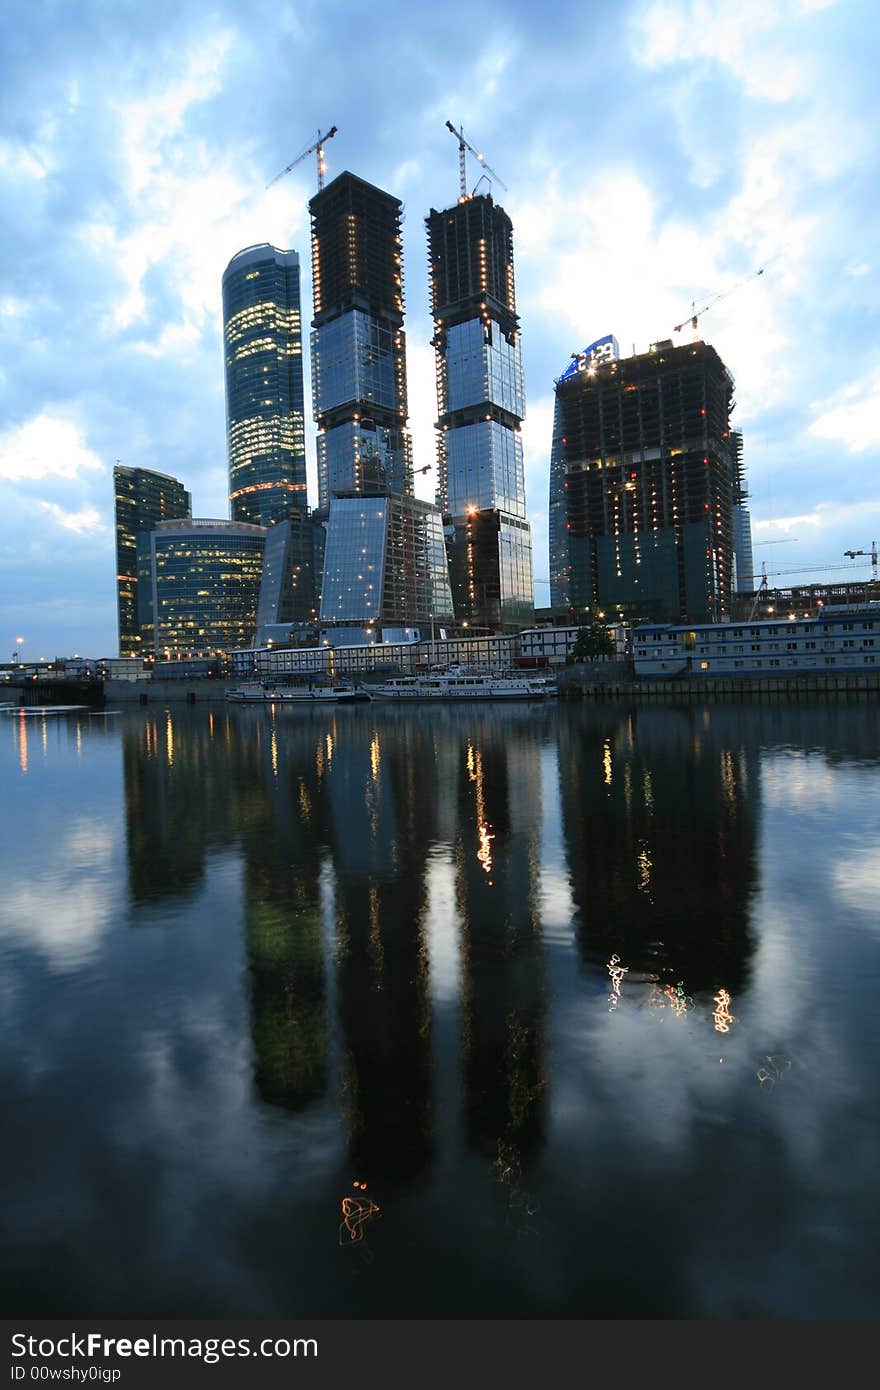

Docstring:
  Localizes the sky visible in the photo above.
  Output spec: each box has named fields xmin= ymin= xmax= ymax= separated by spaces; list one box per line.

xmin=1 ymin=0 xmax=878 ymax=658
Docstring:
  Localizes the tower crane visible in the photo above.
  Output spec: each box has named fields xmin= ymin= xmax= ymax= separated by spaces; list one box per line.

xmin=445 ymin=121 xmax=507 ymax=200
xmin=747 ymin=560 xmax=865 ymax=620
xmin=674 ymin=266 xmax=764 ymax=335
xmin=843 ymin=541 xmax=878 ymax=581
xmin=266 ymin=125 xmax=338 ymax=192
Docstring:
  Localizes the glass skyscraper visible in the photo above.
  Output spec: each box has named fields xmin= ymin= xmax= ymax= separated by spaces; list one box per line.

xmin=309 ymin=171 xmax=451 ymax=631
xmin=147 ymin=519 xmax=266 ymax=654
xmin=113 ymin=463 xmax=190 ymax=656
xmin=309 ymin=171 xmax=412 ymax=510
xmin=222 ymin=244 xmax=307 ymax=528
xmin=426 ymin=193 xmax=534 ymax=631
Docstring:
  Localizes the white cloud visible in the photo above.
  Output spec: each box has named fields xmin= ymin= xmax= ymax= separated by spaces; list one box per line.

xmin=0 ymin=414 xmax=105 ymax=483
xmin=631 ymin=0 xmax=838 ymax=102
xmin=38 ymin=501 xmax=107 ymax=534
xmin=808 ymin=369 xmax=880 ymax=453
xmin=832 ymin=841 xmax=880 ymax=923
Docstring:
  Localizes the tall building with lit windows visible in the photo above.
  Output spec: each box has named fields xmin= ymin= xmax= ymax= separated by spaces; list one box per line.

xmin=549 ymin=337 xmax=742 ymax=625
xmin=147 ymin=518 xmax=266 ymax=654
xmin=426 ymin=193 xmax=534 ymax=631
xmin=309 ymin=171 xmax=452 ymax=632
xmin=114 ymin=463 xmax=190 ymax=656
xmin=222 ymin=244 xmax=307 ymax=528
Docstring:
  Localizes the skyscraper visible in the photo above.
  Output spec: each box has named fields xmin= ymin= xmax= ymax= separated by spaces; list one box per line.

xmin=147 ymin=519 xmax=266 ymax=654
xmin=114 ymin=463 xmax=190 ymax=656
xmin=222 ymin=244 xmax=307 ymax=528
xmin=309 ymin=171 xmax=452 ymax=632
xmin=309 ymin=171 xmax=412 ymax=508
xmin=549 ymin=337 xmax=742 ymax=624
xmin=426 ymin=193 xmax=534 ymax=630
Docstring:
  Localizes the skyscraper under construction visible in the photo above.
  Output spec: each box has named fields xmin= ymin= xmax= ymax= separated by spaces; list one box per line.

xmin=426 ymin=192 xmax=534 ymax=631
xmin=549 ymin=337 xmax=744 ymax=625
xmin=310 ymin=171 xmax=453 ymax=633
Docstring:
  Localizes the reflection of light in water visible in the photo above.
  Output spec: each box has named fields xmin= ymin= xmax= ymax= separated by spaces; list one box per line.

xmin=721 ymin=750 xmax=736 ymax=808
xmin=603 ymin=741 xmax=612 ymax=786
xmin=713 ymin=987 xmax=735 ymax=1033
xmin=637 ymin=847 xmax=652 ymax=893
xmin=477 ymin=822 xmax=494 ymax=875
xmin=757 ymin=1054 xmax=791 ymax=1089
xmin=643 ymin=769 xmax=653 ymax=811
xmin=607 ymin=954 xmax=628 ymax=1010
xmin=208 ymin=711 xmax=214 ymax=738
xmin=75 ymin=722 xmax=82 ymax=758
xmin=165 ymin=711 xmax=174 ymax=767
xmin=270 ymin=726 xmax=278 ymax=779
xmin=339 ymin=1182 xmax=381 ymax=1248
xmin=665 ymin=982 xmax=691 ymax=1016
xmin=368 ymin=885 xmax=384 ymax=977
xmin=623 ymin=761 xmax=632 ymax=814
xmin=325 ymin=732 xmax=334 ymax=765
xmin=467 ymin=742 xmax=494 ymax=883
xmin=298 ymin=778 xmax=311 ymax=820
xmin=315 ymin=741 xmax=324 ymax=778
xmin=493 ymin=1139 xmax=539 ymax=1239
xmin=17 ymin=712 xmax=28 ymax=775
xmin=41 ymin=716 xmax=48 ymax=758
xmin=370 ymin=733 xmax=380 ymax=782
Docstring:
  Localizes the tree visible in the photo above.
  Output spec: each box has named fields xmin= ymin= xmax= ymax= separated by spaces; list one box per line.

xmin=571 ymin=623 xmax=616 ymax=663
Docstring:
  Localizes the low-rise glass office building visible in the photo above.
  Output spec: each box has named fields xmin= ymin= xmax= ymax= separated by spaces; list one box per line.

xmin=148 ymin=519 xmax=266 ymax=654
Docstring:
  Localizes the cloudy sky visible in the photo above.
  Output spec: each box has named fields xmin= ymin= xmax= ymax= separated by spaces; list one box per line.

xmin=1 ymin=0 xmax=878 ymax=657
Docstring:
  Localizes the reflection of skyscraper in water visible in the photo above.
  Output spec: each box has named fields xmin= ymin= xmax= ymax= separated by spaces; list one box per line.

xmin=555 ymin=705 xmax=760 ymax=996
xmin=324 ymin=713 xmax=438 ymax=1181
xmin=122 ymin=707 xmax=332 ymax=1111
xmin=452 ymin=714 xmax=547 ymax=1155
xmin=122 ymin=709 xmax=240 ymax=904
xmin=241 ymin=717 xmax=330 ymax=1112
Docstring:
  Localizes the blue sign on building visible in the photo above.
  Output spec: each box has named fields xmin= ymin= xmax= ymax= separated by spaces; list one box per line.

xmin=559 ymin=334 xmax=620 ymax=381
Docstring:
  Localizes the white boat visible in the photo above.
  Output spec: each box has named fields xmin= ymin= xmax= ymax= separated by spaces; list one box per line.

xmin=226 ymin=681 xmax=370 ymax=705
xmin=369 ymin=672 xmax=549 ymax=701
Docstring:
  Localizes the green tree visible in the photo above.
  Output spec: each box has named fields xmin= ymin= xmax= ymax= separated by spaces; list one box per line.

xmin=571 ymin=623 xmax=616 ymax=662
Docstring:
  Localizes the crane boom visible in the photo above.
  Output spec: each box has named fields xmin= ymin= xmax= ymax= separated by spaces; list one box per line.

xmin=445 ymin=121 xmax=507 ymax=199
xmin=674 ymin=266 xmax=764 ymax=334
xmin=266 ymin=125 xmax=337 ymax=191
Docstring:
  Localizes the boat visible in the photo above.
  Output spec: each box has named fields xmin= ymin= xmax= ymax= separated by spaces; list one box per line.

xmin=225 ymin=681 xmax=371 ymax=705
xmin=369 ymin=671 xmax=550 ymax=701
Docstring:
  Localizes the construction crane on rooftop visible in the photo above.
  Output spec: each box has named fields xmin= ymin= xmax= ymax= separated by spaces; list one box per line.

xmin=445 ymin=121 xmax=507 ymax=200
xmin=266 ymin=125 xmax=338 ymax=192
xmin=674 ymin=266 xmax=764 ymax=335
xmin=843 ymin=541 xmax=878 ymax=581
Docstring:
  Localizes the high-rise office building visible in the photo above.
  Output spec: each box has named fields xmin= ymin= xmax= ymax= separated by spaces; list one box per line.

xmin=222 ymin=244 xmax=307 ymax=528
xmin=114 ymin=464 xmax=190 ymax=656
xmin=426 ymin=192 xmax=534 ymax=631
xmin=147 ymin=518 xmax=266 ymax=654
xmin=309 ymin=171 xmax=412 ymax=510
xmin=309 ymin=171 xmax=452 ymax=633
xmin=549 ymin=337 xmax=743 ymax=624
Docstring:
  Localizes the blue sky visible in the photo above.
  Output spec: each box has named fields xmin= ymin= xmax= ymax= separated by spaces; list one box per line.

xmin=1 ymin=0 xmax=878 ymax=657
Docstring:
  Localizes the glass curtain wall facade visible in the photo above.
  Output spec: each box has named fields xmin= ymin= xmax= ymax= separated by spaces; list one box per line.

xmin=551 ymin=340 xmax=742 ymax=625
xmin=310 ymin=171 xmax=452 ymax=631
xmin=149 ymin=519 xmax=266 ymax=654
xmin=309 ymin=172 xmax=412 ymax=513
xmin=426 ymin=194 xmax=534 ymax=631
xmin=320 ymin=495 xmax=454 ymax=628
xmin=222 ymin=245 xmax=307 ymax=527
xmin=255 ymin=515 xmax=317 ymax=642
xmin=114 ymin=464 xmax=190 ymax=656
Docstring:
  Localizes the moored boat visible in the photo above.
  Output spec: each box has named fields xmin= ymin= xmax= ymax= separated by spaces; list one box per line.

xmin=369 ymin=672 xmax=549 ymax=701
xmin=226 ymin=682 xmax=371 ymax=705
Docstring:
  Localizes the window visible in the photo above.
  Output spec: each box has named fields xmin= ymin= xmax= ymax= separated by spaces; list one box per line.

xmin=825 ymin=657 xmax=836 ymax=665
xmin=770 ymin=659 xmax=780 ymax=667
xmin=700 ymin=661 xmax=710 ymax=670
xmin=734 ymin=659 xmax=743 ymax=668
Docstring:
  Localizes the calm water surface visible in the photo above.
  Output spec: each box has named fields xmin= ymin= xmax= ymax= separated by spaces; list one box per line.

xmin=2 ymin=700 xmax=879 ymax=1318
